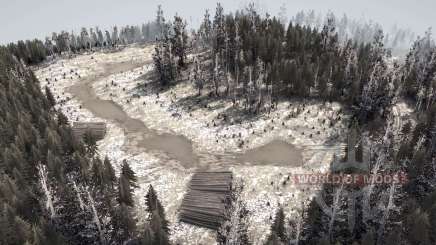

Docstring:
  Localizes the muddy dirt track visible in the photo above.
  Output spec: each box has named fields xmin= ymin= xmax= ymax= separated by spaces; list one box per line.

xmin=67 ymin=60 xmax=303 ymax=169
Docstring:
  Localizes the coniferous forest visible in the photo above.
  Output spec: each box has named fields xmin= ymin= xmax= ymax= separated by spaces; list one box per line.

xmin=0 ymin=43 xmax=168 ymax=244
xmin=2 ymin=2 xmax=436 ymax=245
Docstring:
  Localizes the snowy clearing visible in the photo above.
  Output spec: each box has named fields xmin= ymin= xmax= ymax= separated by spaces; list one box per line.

xmin=35 ymin=44 xmax=348 ymax=244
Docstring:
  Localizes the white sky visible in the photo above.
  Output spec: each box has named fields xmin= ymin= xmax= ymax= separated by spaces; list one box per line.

xmin=1 ymin=0 xmax=435 ymax=44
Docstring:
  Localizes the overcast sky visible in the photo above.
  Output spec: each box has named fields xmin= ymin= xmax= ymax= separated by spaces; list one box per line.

xmin=1 ymin=0 xmax=435 ymax=44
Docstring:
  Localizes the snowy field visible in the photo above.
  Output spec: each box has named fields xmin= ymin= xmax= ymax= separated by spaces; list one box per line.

xmin=35 ymin=44 xmax=348 ymax=244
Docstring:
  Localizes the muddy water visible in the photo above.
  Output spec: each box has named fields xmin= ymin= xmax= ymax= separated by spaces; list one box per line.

xmin=239 ymin=140 xmax=302 ymax=166
xmin=68 ymin=61 xmax=303 ymax=168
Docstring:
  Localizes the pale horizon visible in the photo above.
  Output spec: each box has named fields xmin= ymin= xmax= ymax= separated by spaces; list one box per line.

xmin=1 ymin=0 xmax=435 ymax=44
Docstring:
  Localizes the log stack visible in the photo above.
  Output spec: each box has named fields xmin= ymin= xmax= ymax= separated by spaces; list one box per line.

xmin=179 ymin=171 xmax=233 ymax=230
xmin=72 ymin=122 xmax=107 ymax=141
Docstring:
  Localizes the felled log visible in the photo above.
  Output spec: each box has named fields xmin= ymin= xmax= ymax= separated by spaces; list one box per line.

xmin=179 ymin=171 xmax=233 ymax=230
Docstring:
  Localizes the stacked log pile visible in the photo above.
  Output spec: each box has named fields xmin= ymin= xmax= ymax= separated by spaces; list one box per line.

xmin=72 ymin=122 xmax=107 ymax=141
xmin=179 ymin=171 xmax=233 ymax=230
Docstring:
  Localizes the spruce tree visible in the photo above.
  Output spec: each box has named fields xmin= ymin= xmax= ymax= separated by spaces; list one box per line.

xmin=145 ymin=185 xmax=169 ymax=244
xmin=265 ymin=207 xmax=287 ymax=245
xmin=44 ymin=86 xmax=56 ymax=108
xmin=172 ymin=15 xmax=188 ymax=68
xmin=103 ymin=156 xmax=116 ymax=188
xmin=117 ymin=160 xmax=138 ymax=207
xmin=200 ymin=9 xmax=212 ymax=48
xmin=111 ymin=203 xmax=137 ymax=244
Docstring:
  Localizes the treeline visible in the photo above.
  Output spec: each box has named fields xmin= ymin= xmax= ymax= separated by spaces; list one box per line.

xmin=154 ymin=3 xmax=392 ymax=122
xmin=295 ymin=31 xmax=436 ymax=245
xmin=260 ymin=31 xmax=436 ymax=244
xmin=393 ymin=29 xmax=436 ymax=244
xmin=6 ymin=21 xmax=159 ymax=65
xmin=0 ymin=46 xmax=170 ymax=244
xmin=290 ymin=9 xmax=415 ymax=52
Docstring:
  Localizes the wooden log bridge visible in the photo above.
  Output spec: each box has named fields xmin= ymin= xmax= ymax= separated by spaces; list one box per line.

xmin=72 ymin=122 xmax=107 ymax=141
xmin=179 ymin=171 xmax=233 ymax=230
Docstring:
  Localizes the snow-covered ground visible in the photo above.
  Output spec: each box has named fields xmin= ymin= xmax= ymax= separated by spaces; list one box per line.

xmin=93 ymin=63 xmax=345 ymax=155
xmin=35 ymin=44 xmax=348 ymax=244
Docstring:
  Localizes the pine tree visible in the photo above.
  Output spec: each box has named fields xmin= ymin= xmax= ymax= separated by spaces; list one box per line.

xmin=91 ymin=158 xmax=104 ymax=187
xmin=55 ymin=183 xmax=100 ymax=245
xmin=192 ymin=57 xmax=204 ymax=95
xmin=0 ymin=203 xmax=33 ymax=245
xmin=172 ymin=15 xmax=188 ymax=68
xmin=145 ymin=185 xmax=169 ymax=244
xmin=213 ymin=3 xmax=226 ymax=55
xmin=117 ymin=160 xmax=138 ymax=207
xmin=111 ymin=203 xmax=137 ymax=244
xmin=141 ymin=223 xmax=155 ymax=245
xmin=200 ymin=9 xmax=212 ymax=48
xmin=121 ymin=160 xmax=138 ymax=188
xmin=156 ymin=5 xmax=165 ymax=40
xmin=265 ymin=207 xmax=287 ymax=244
xmin=112 ymin=26 xmax=119 ymax=46
xmin=153 ymin=25 xmax=177 ymax=86
xmin=56 ymin=111 xmax=69 ymax=126
xmin=145 ymin=185 xmax=168 ymax=230
xmin=103 ymin=156 xmax=116 ymax=188
xmin=45 ymin=86 xmax=56 ymax=108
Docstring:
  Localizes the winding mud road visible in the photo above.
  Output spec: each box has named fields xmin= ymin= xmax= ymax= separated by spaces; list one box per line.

xmin=67 ymin=60 xmax=303 ymax=169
